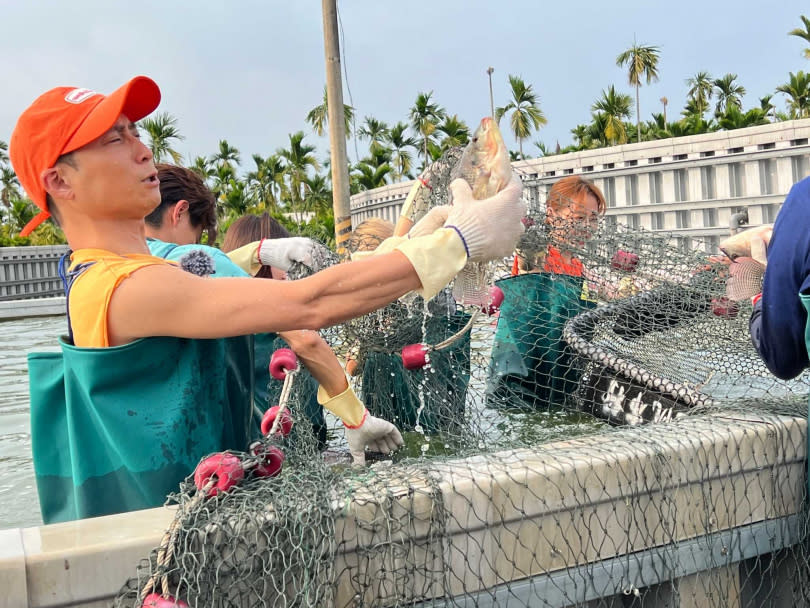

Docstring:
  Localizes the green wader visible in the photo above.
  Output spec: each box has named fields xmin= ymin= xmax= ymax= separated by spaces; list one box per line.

xmin=488 ymin=273 xmax=596 ymax=408
xmin=360 ymin=311 xmax=471 ymax=434
xmin=27 ymin=334 xmax=254 ymax=524
xmin=255 ymin=333 xmax=326 ymax=448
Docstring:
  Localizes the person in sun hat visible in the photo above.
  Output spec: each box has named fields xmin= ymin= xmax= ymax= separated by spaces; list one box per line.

xmin=11 ymin=75 xmax=526 ymax=522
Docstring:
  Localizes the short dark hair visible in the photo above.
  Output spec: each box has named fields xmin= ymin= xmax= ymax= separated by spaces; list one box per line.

xmin=146 ymin=164 xmax=218 ymax=242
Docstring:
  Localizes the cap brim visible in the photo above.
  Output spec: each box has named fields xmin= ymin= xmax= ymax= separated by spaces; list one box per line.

xmin=63 ymin=76 xmax=161 ymax=154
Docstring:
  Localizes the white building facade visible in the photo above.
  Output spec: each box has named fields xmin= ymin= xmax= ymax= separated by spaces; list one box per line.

xmin=350 ymin=119 xmax=810 ymax=253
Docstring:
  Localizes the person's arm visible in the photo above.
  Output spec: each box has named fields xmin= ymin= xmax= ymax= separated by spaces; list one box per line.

xmin=107 ymin=248 xmax=425 ymax=345
xmin=108 ymin=176 xmax=524 ymax=345
xmin=754 ymin=179 xmax=810 ymax=380
xmin=278 ymin=329 xmax=348 ymax=397
xmin=279 ymin=326 xmax=404 ymax=466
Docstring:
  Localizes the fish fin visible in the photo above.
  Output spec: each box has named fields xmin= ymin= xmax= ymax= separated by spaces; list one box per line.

xmin=725 ymin=257 xmax=765 ymax=301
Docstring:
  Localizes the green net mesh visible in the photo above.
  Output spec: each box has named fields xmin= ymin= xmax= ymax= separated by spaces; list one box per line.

xmin=115 ymin=152 xmax=810 ymax=607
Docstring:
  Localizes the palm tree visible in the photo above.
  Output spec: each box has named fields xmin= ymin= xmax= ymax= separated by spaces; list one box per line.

xmin=570 ymin=124 xmax=591 ymax=149
xmin=713 ymin=74 xmax=746 ymax=117
xmin=437 ymin=114 xmax=470 ymax=151
xmin=534 ymin=141 xmax=551 ymax=156
xmin=385 ymin=122 xmax=418 ymax=181
xmin=302 ymin=174 xmax=333 ymax=216
xmin=0 ymin=140 xmax=8 ymax=165
xmin=591 ymin=85 xmax=633 ymax=145
xmin=616 ymin=43 xmax=660 ymax=142
xmin=140 ymin=112 xmax=184 ymax=164
xmin=686 ymin=71 xmax=714 ymax=118
xmin=717 ymin=105 xmax=770 ymax=130
xmin=356 ymin=116 xmax=390 ymax=154
xmin=759 ymin=95 xmax=777 ymax=120
xmin=409 ymin=91 xmax=446 ymax=169
xmin=660 ymin=96 xmax=668 ymax=124
xmin=585 ymin=113 xmax=610 ymax=148
xmin=352 ymin=162 xmax=392 ymax=191
xmin=495 ymin=74 xmax=547 ymax=159
xmin=776 ymin=71 xmax=810 ymax=119
xmin=190 ymin=155 xmax=215 ymax=184
xmin=218 ymin=179 xmax=252 ymax=222
xmin=1 ymin=166 xmax=21 ymax=208
xmin=211 ymin=164 xmax=237 ymax=202
xmin=306 ymin=86 xmax=355 ymax=137
xmin=247 ymin=153 xmax=286 ymax=211
xmin=7 ymin=199 xmax=34 ymax=234
xmin=278 ymin=131 xmax=320 ymax=208
xmin=788 ymin=15 xmax=810 ymax=59
xmin=211 ymin=140 xmax=241 ymax=171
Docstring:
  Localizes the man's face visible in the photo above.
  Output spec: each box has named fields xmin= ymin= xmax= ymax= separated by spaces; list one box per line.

xmin=60 ymin=114 xmax=160 ymax=220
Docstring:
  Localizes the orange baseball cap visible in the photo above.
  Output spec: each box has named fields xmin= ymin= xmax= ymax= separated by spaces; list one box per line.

xmin=10 ymin=76 xmax=161 ymax=236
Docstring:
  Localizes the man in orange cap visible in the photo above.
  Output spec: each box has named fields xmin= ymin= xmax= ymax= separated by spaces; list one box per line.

xmin=13 ymin=76 xmax=525 ymax=522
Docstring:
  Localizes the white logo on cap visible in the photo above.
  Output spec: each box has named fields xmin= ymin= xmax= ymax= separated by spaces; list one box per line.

xmin=64 ymin=88 xmax=98 ymax=104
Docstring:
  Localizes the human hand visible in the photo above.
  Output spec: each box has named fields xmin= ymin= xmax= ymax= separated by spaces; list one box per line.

xmin=408 ymin=205 xmax=451 ymax=238
xmin=444 ymin=174 xmax=525 ymax=262
xmin=344 ymin=413 xmax=404 ymax=465
xmin=258 ymin=237 xmax=316 ymax=271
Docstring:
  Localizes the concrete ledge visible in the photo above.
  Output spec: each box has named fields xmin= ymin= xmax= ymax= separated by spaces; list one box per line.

xmin=0 ymin=298 xmax=65 ymax=321
xmin=3 ymin=413 xmax=805 ymax=608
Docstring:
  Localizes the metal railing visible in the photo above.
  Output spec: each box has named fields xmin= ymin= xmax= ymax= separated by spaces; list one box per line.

xmin=0 ymin=245 xmax=68 ymax=301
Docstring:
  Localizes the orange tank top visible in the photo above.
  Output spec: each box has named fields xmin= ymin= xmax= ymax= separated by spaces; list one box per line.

xmin=67 ymin=249 xmax=176 ymax=348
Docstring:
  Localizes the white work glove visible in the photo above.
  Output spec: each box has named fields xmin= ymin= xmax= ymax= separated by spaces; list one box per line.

xmin=445 ymin=174 xmax=525 ymax=262
xmin=408 ymin=205 xmax=451 ymax=238
xmin=258 ymin=237 xmax=316 ymax=271
xmin=344 ymin=414 xmax=404 ymax=465
xmin=317 ymin=384 xmax=404 ymax=465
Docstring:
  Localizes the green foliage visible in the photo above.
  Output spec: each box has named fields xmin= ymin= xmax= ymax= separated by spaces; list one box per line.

xmin=591 ymin=85 xmax=633 ymax=144
xmin=409 ymin=91 xmax=446 ymax=170
xmin=776 ymin=71 xmax=810 ymax=119
xmin=141 ymin=112 xmax=184 ymax=164
xmin=495 ymin=74 xmax=547 ymax=159
xmin=788 ymin=15 xmax=810 ymax=60
xmin=616 ymin=42 xmax=660 ymax=142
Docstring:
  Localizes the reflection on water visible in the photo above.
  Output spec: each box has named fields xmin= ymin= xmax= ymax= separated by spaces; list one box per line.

xmin=0 ymin=315 xmax=65 ymax=529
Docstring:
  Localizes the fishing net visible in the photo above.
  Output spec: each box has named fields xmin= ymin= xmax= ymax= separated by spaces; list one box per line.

xmin=115 ymin=156 xmax=810 ymax=607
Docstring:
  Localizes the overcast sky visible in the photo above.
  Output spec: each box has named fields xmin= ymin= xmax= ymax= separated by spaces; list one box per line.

xmin=2 ymin=0 xmax=809 ymax=171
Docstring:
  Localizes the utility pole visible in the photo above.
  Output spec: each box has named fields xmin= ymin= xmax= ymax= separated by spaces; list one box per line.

xmin=322 ymin=0 xmax=352 ymax=254
xmin=486 ymin=67 xmax=495 ymax=118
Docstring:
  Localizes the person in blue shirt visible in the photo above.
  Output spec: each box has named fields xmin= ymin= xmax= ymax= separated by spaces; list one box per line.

xmin=748 ymin=176 xmax=810 ymax=380
xmin=144 ymin=163 xmax=246 ymax=277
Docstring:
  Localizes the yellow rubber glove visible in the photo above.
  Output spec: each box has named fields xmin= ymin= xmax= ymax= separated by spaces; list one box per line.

xmin=352 ymin=228 xmax=468 ymax=300
xmin=317 ymin=383 xmax=366 ymax=427
xmin=227 ymin=240 xmax=263 ymax=276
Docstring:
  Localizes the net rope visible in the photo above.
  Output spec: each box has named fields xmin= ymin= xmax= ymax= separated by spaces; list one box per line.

xmin=115 ymin=150 xmax=810 ymax=608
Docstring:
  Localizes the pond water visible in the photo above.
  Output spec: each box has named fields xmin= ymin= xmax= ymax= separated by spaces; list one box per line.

xmin=0 ymin=316 xmax=65 ymax=529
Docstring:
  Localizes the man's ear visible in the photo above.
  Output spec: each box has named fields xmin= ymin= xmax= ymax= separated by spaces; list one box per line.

xmin=40 ymin=166 xmax=74 ymax=202
xmin=170 ymin=199 xmax=190 ymax=226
